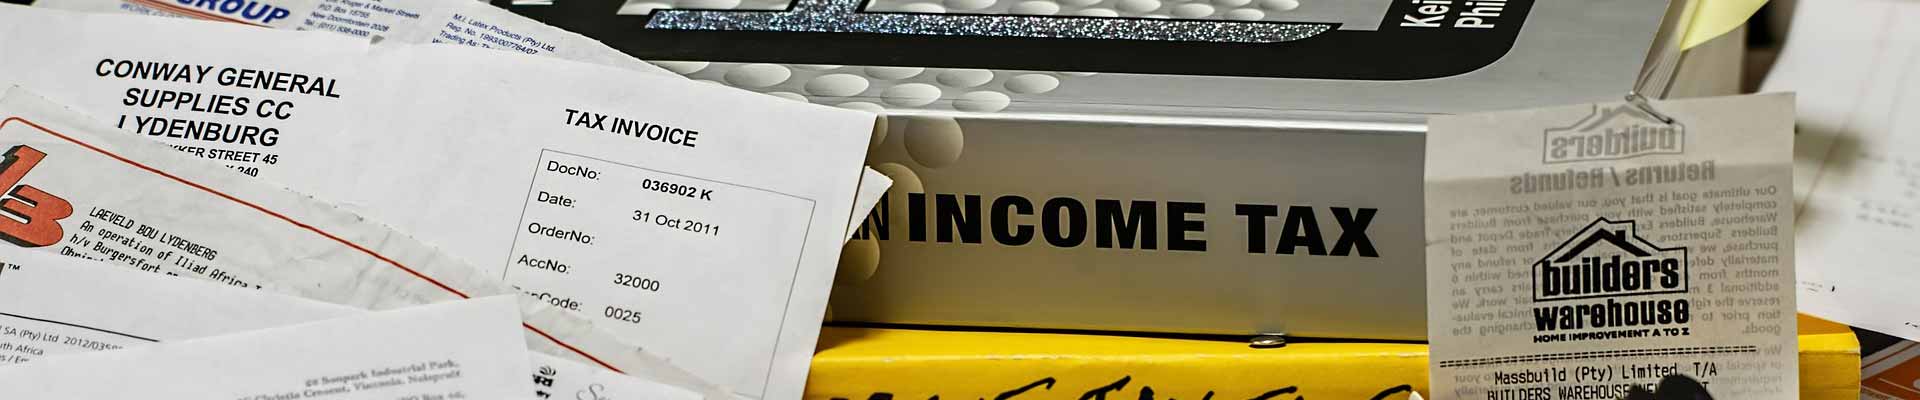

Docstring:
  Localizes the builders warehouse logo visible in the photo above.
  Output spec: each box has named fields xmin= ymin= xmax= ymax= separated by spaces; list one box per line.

xmin=1544 ymin=104 xmax=1685 ymax=164
xmin=1531 ymin=218 xmax=1692 ymax=343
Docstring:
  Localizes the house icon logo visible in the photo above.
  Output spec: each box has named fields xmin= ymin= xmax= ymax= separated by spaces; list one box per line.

xmin=1533 ymin=218 xmax=1689 ymax=302
xmin=1543 ymin=104 xmax=1685 ymax=164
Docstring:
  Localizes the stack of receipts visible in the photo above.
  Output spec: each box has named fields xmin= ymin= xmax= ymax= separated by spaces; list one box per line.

xmin=0 ymin=2 xmax=889 ymax=399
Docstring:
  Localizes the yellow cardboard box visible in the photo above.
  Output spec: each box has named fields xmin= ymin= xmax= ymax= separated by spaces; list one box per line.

xmin=807 ymin=315 xmax=1859 ymax=399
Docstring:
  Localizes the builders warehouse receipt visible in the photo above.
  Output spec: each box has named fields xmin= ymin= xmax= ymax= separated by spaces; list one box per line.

xmin=1424 ymin=94 xmax=1798 ymax=400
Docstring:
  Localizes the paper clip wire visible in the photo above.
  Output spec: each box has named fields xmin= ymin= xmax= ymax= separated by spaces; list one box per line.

xmin=1625 ymin=92 xmax=1677 ymax=125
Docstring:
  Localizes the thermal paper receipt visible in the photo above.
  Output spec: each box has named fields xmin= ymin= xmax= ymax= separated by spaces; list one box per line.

xmin=0 ymin=86 xmax=724 ymax=396
xmin=274 ymin=43 xmax=875 ymax=400
xmin=0 ymin=248 xmax=702 ymax=400
xmin=1424 ymin=94 xmax=1797 ymax=399
xmin=0 ymin=296 xmax=533 ymax=399
xmin=1773 ymin=0 xmax=1920 ymax=343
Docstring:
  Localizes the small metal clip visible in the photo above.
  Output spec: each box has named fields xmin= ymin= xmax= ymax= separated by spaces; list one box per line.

xmin=1624 ymin=92 xmax=1677 ymax=125
xmin=1250 ymin=334 xmax=1288 ymax=349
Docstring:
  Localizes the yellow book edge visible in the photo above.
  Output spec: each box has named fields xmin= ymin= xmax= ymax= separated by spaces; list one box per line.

xmin=807 ymin=314 xmax=1858 ymax=399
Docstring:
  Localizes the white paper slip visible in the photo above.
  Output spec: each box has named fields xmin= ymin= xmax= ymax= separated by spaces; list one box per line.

xmin=0 ymin=4 xmax=24 ymax=60
xmin=848 ymin=166 xmax=891 ymax=241
xmin=0 ymin=85 xmax=720 ymax=395
xmin=0 ymin=296 xmax=534 ymax=399
xmin=282 ymin=43 xmax=875 ymax=400
xmin=533 ymin=353 xmax=704 ymax=400
xmin=376 ymin=0 xmax=672 ymax=75
xmin=0 ymin=6 xmax=366 ymax=180
xmin=1775 ymin=0 xmax=1920 ymax=343
xmin=28 ymin=0 xmax=317 ymax=27
xmin=1762 ymin=0 xmax=1920 ymax=207
xmin=0 ymin=247 xmax=358 ymax=364
xmin=0 ymin=247 xmax=705 ymax=400
xmin=31 ymin=0 xmax=675 ymax=76
xmin=0 ymin=2 xmax=25 ymax=24
xmin=1424 ymin=94 xmax=1799 ymax=400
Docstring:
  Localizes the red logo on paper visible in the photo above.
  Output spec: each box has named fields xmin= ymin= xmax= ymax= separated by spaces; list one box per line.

xmin=0 ymin=145 xmax=72 ymax=247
